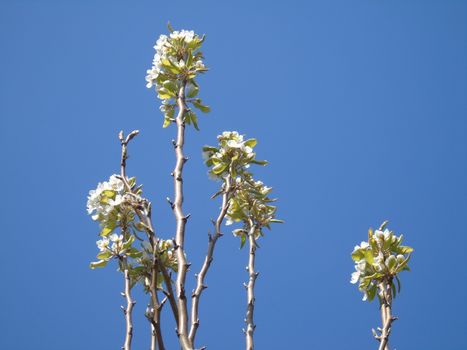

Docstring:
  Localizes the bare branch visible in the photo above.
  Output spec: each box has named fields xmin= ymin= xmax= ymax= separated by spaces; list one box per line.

xmin=149 ymin=262 xmax=165 ymax=350
xmin=189 ymin=176 xmax=233 ymax=345
xmin=375 ymin=281 xmax=397 ymax=350
xmin=170 ymin=82 xmax=192 ymax=350
xmin=245 ymin=222 xmax=258 ymax=350
xmin=121 ymin=261 xmax=135 ymax=350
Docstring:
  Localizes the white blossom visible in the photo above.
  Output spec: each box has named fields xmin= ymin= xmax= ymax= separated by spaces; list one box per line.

xmin=96 ymin=238 xmax=109 ymax=252
xmin=86 ymin=175 xmax=126 ymax=221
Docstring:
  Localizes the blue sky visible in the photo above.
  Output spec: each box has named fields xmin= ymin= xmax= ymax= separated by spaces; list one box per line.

xmin=1 ymin=0 xmax=466 ymax=349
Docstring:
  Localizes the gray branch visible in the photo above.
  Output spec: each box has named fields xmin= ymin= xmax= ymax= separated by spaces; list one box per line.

xmin=189 ymin=175 xmax=233 ymax=346
xmin=121 ymin=261 xmax=135 ymax=350
xmin=119 ymin=130 xmax=176 ymax=349
xmin=245 ymin=222 xmax=258 ymax=350
xmin=171 ymin=83 xmax=193 ymax=350
xmin=374 ymin=281 xmax=397 ymax=350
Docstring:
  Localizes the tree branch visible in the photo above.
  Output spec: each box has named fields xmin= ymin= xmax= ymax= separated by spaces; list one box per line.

xmin=374 ymin=281 xmax=396 ymax=350
xmin=149 ymin=262 xmax=165 ymax=350
xmin=170 ymin=83 xmax=192 ymax=350
xmin=121 ymin=260 xmax=135 ymax=350
xmin=119 ymin=130 xmax=174 ymax=348
xmin=245 ymin=222 xmax=258 ymax=350
xmin=189 ymin=175 xmax=233 ymax=345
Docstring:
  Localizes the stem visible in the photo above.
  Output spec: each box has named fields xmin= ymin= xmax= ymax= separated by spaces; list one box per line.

xmin=119 ymin=131 xmax=174 ymax=349
xmin=376 ymin=281 xmax=396 ymax=350
xmin=122 ymin=260 xmax=135 ymax=350
xmin=245 ymin=223 xmax=258 ymax=350
xmin=172 ymin=83 xmax=192 ymax=350
xmin=149 ymin=263 xmax=165 ymax=350
xmin=189 ymin=176 xmax=232 ymax=345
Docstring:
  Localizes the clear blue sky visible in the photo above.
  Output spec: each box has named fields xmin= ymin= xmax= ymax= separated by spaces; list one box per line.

xmin=1 ymin=0 xmax=466 ymax=349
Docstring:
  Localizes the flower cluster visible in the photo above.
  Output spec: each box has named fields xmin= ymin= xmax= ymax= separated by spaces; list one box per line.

xmin=203 ymin=131 xmax=266 ymax=180
xmin=228 ymin=174 xmax=281 ymax=247
xmin=86 ymin=175 xmax=140 ymax=236
xmin=90 ymin=234 xmax=141 ymax=269
xmin=127 ymin=239 xmax=179 ymax=291
xmin=140 ymin=239 xmax=178 ymax=272
xmin=87 ymin=175 xmax=126 ymax=221
xmin=350 ymin=222 xmax=413 ymax=301
xmin=204 ymin=132 xmax=281 ymax=247
xmin=145 ymin=30 xmax=205 ymax=89
xmin=145 ymin=26 xmax=209 ymax=129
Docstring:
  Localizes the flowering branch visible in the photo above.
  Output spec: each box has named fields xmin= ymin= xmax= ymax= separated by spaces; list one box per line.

xmin=244 ymin=222 xmax=258 ymax=350
xmin=350 ymin=222 xmax=412 ymax=350
xmin=189 ymin=175 xmax=233 ymax=345
xmin=88 ymin=27 xmax=282 ymax=350
xmin=119 ymin=130 xmax=180 ymax=349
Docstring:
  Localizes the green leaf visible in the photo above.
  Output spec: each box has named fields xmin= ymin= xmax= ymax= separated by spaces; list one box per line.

xmin=244 ymin=139 xmax=257 ymax=148
xmin=167 ymin=21 xmax=174 ymax=33
xmin=187 ymin=84 xmax=199 ymax=98
xmin=397 ymin=246 xmax=414 ymax=254
xmin=212 ymin=162 xmax=228 ymax=175
xmin=250 ymin=159 xmax=268 ymax=166
xmin=126 ymin=248 xmax=143 ymax=258
xmin=240 ymin=234 xmax=247 ymax=249
xmin=161 ymin=58 xmax=180 ymax=74
xmin=192 ymin=99 xmax=210 ymax=113
xmin=101 ymin=190 xmax=115 ymax=198
xmin=163 ymin=116 xmax=172 ymax=128
xmin=191 ymin=112 xmax=199 ymax=131
xmin=364 ymin=250 xmax=374 ymax=264
xmin=395 ymin=275 xmax=401 ymax=294
xmin=186 ymin=50 xmax=193 ymax=69
xmin=379 ymin=221 xmax=389 ymax=231
xmin=269 ymin=219 xmax=284 ymax=224
xmin=90 ymin=260 xmax=108 ymax=269
xmin=387 ymin=255 xmax=397 ymax=271
xmin=391 ymin=280 xmax=397 ymax=298
xmin=367 ymin=283 xmax=377 ymax=302
xmin=100 ymin=225 xmax=115 ymax=237
xmin=158 ymin=87 xmax=175 ymax=99
xmin=123 ymin=235 xmax=135 ymax=249
xmin=162 ymin=80 xmax=178 ymax=95
xmin=97 ymin=251 xmax=112 ymax=260
xmin=351 ymin=249 xmax=365 ymax=262
xmin=202 ymin=146 xmax=218 ymax=152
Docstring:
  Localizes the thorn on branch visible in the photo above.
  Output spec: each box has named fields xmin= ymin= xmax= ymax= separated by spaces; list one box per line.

xmin=166 ymin=197 xmax=174 ymax=209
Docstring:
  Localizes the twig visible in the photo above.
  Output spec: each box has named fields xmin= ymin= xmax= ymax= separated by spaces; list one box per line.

xmin=245 ymin=222 xmax=258 ymax=350
xmin=149 ymin=261 xmax=165 ymax=350
xmin=119 ymin=130 xmax=176 ymax=348
xmin=170 ymin=83 xmax=192 ymax=350
xmin=189 ymin=176 xmax=233 ymax=345
xmin=121 ymin=259 xmax=135 ymax=350
xmin=374 ymin=281 xmax=397 ymax=350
